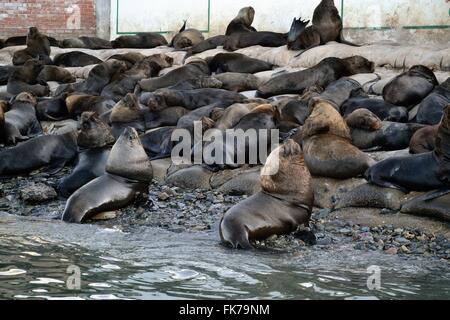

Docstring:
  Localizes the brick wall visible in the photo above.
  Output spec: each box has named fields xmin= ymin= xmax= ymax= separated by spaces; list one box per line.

xmin=0 ymin=0 xmax=96 ymax=40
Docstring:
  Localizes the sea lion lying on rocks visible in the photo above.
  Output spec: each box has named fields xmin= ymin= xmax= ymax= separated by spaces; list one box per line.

xmin=170 ymin=21 xmax=205 ymax=49
xmin=61 ymin=36 xmax=112 ymax=49
xmin=37 ymin=65 xmax=76 ymax=84
xmin=415 ymin=78 xmax=450 ymax=125
xmin=219 ymin=139 xmax=314 ymax=249
xmin=257 ymin=56 xmax=374 ymax=98
xmin=7 ymin=59 xmax=50 ymax=97
xmin=318 ymin=77 xmax=362 ymax=109
xmin=140 ymin=126 xmax=176 ymax=159
xmin=65 ymin=93 xmax=115 ymax=119
xmin=213 ymin=72 xmax=260 ymax=92
xmin=184 ymin=35 xmax=228 ymax=57
xmin=58 ymin=112 xmax=115 ymax=198
xmin=224 ymin=32 xmax=287 ymax=51
xmin=62 ymin=127 xmax=153 ymax=223
xmin=409 ymin=124 xmax=439 ymax=154
xmin=341 ymin=96 xmax=409 ymax=122
xmin=208 ymin=53 xmax=274 ymax=74
xmin=53 ymin=51 xmax=103 ymax=67
xmin=111 ymin=33 xmax=168 ymax=48
xmin=226 ymin=7 xmax=256 ymax=36
xmin=36 ymin=94 xmax=69 ymax=121
xmin=12 ymin=27 xmax=52 ymax=65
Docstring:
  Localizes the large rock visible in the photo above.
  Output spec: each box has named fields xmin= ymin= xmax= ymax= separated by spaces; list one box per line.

xmin=20 ymin=183 xmax=57 ymax=203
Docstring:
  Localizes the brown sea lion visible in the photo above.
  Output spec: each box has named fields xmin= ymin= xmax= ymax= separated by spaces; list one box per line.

xmin=365 ymin=105 xmax=450 ymax=192
xmin=106 ymin=52 xmax=146 ymax=67
xmin=58 ymin=112 xmax=115 ymax=198
xmin=110 ymin=93 xmax=146 ymax=138
xmin=409 ymin=124 xmax=439 ymax=154
xmin=213 ymin=102 xmax=260 ymax=130
xmin=62 ymin=127 xmax=153 ymax=223
xmin=257 ymin=56 xmax=374 ymax=98
xmin=7 ymin=59 xmax=50 ymax=97
xmin=65 ymin=93 xmax=115 ymax=119
xmin=111 ymin=33 xmax=168 ymax=48
xmin=53 ymin=51 xmax=103 ymax=67
xmin=226 ymin=7 xmax=256 ymax=36
xmin=170 ymin=21 xmax=205 ymax=49
xmin=219 ymin=139 xmax=314 ymax=249
xmin=61 ymin=36 xmax=112 ymax=49
xmin=345 ymin=109 xmax=382 ymax=132
xmin=36 ymin=94 xmax=69 ymax=121
xmin=12 ymin=27 xmax=52 ymax=65
xmin=3 ymin=35 xmax=59 ymax=47
xmin=144 ymin=106 xmax=188 ymax=129
xmin=224 ymin=32 xmax=287 ymax=51
xmin=298 ymin=99 xmax=375 ymax=179
xmin=208 ymin=53 xmax=274 ymax=74
xmin=37 ymin=65 xmax=76 ymax=83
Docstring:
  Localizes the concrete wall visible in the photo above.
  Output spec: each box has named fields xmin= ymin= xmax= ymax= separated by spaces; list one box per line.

xmin=110 ymin=0 xmax=450 ymax=45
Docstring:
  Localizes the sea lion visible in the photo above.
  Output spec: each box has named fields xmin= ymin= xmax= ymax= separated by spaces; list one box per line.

xmin=65 ymin=93 xmax=115 ymax=119
xmin=36 ymin=94 xmax=69 ymax=121
xmin=208 ymin=53 xmax=274 ymax=74
xmin=37 ymin=65 xmax=76 ymax=84
xmin=401 ymin=189 xmax=450 ymax=222
xmin=7 ymin=59 xmax=50 ymax=96
xmin=144 ymin=106 xmax=188 ymax=129
xmin=257 ymin=56 xmax=374 ymax=98
xmin=143 ymin=88 xmax=246 ymax=111
xmin=287 ymin=0 xmax=359 ymax=51
xmin=345 ymin=108 xmax=383 ymax=132
xmin=53 ymin=51 xmax=103 ymax=67
xmin=0 ymin=65 xmax=19 ymax=85
xmin=409 ymin=124 xmax=439 ymax=154
xmin=111 ymin=33 xmax=168 ymax=48
xmin=383 ymin=65 xmax=439 ymax=108
xmin=62 ymin=127 xmax=153 ymax=223
xmin=213 ymin=72 xmax=259 ymax=92
xmin=219 ymin=139 xmax=313 ymax=249
xmin=58 ymin=112 xmax=115 ymax=198
xmin=365 ymin=105 xmax=450 ymax=192
xmin=0 ymin=131 xmax=78 ymax=177
xmin=12 ymin=27 xmax=52 ymax=65
xmin=170 ymin=21 xmax=205 ymax=49
xmin=184 ymin=35 xmax=228 ymax=57
xmin=110 ymin=93 xmax=146 ymax=138
xmin=139 ymin=59 xmax=210 ymax=92
xmin=318 ymin=77 xmax=362 ymax=109
xmin=1 ymin=92 xmax=42 ymax=145
xmin=226 ymin=7 xmax=256 ymax=36
xmin=223 ymin=32 xmax=287 ymax=51
xmin=415 ymin=77 xmax=450 ymax=125
xmin=3 ymin=35 xmax=59 ymax=47
xmin=275 ymin=99 xmax=310 ymax=129
xmin=341 ymin=96 xmax=409 ymax=122
xmin=212 ymin=102 xmax=260 ymax=130
xmin=140 ymin=126 xmax=176 ymax=159
xmin=61 ymin=36 xmax=112 ymax=49
xmin=298 ymin=98 xmax=375 ymax=179
xmin=106 ymin=52 xmax=146 ymax=68
xmin=167 ymin=76 xmax=222 ymax=90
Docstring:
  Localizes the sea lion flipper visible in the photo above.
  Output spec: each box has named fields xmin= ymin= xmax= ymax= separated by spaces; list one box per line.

xmin=45 ymin=159 xmax=69 ymax=175
xmin=421 ymin=188 xmax=450 ymax=202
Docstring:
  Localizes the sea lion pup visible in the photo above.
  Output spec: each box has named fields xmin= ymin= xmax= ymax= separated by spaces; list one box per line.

xmin=213 ymin=72 xmax=259 ymax=92
xmin=346 ymin=109 xmax=425 ymax=151
xmin=62 ymin=127 xmax=153 ymax=223
xmin=61 ymin=36 xmax=112 ymax=49
xmin=0 ymin=131 xmax=78 ymax=177
xmin=297 ymin=99 xmax=375 ymax=179
xmin=365 ymin=105 xmax=450 ymax=192
xmin=144 ymin=88 xmax=246 ymax=111
xmin=226 ymin=7 xmax=257 ymax=36
xmin=101 ymin=54 xmax=173 ymax=102
xmin=1 ymin=92 xmax=42 ymax=145
xmin=110 ymin=93 xmax=146 ymax=138
xmin=65 ymin=93 xmax=115 ymax=119
xmin=219 ymin=139 xmax=313 ymax=249
xmin=415 ymin=77 xmax=450 ymax=125
xmin=383 ymin=65 xmax=439 ymax=108
xmin=318 ymin=77 xmax=363 ymax=109
xmin=7 ymin=59 xmax=50 ymax=97
xmin=208 ymin=53 xmax=274 ymax=74
xmin=140 ymin=126 xmax=176 ymax=159
xmin=36 ymin=94 xmax=70 ymax=121
xmin=37 ymin=65 xmax=76 ymax=84
xmin=170 ymin=21 xmax=205 ymax=50
xmin=53 ymin=51 xmax=103 ymax=67
xmin=257 ymin=56 xmax=374 ymax=98
xmin=0 ymin=65 xmax=19 ymax=85
xmin=138 ymin=59 xmax=210 ymax=92
xmin=58 ymin=112 xmax=115 ymax=198
xmin=287 ymin=0 xmax=360 ymax=52
xmin=409 ymin=124 xmax=439 ymax=154
xmin=401 ymin=190 xmax=450 ymax=222
xmin=223 ymin=31 xmax=287 ymax=51
xmin=111 ymin=33 xmax=168 ymax=49
xmin=341 ymin=96 xmax=409 ymax=122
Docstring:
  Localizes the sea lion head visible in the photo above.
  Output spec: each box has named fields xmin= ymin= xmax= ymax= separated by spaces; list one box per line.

xmin=145 ymin=91 xmax=168 ymax=112
xmin=287 ymin=17 xmax=310 ymax=44
xmin=14 ymin=92 xmax=37 ymax=106
xmin=343 ymin=56 xmax=375 ymax=74
xmin=345 ymin=109 xmax=382 ymax=131
xmin=142 ymin=54 xmax=174 ymax=76
xmin=200 ymin=76 xmax=223 ymax=89
xmin=106 ymin=126 xmax=153 ymax=182
xmin=28 ymin=27 xmax=39 ymax=38
xmin=236 ymin=7 xmax=255 ymax=26
xmin=110 ymin=93 xmax=143 ymax=123
xmin=77 ymin=112 xmax=115 ymax=149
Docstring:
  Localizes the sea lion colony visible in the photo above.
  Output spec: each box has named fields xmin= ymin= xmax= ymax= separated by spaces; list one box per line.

xmin=1 ymin=1 xmax=449 ymax=249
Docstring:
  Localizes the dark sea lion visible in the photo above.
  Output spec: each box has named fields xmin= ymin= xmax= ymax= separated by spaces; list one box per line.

xmin=275 ymin=99 xmax=310 ymax=127
xmin=4 ymin=34 xmax=59 ymax=47
xmin=106 ymin=52 xmax=146 ymax=67
xmin=318 ymin=77 xmax=362 ymax=109
xmin=345 ymin=108 xmax=382 ymax=132
xmin=167 ymin=76 xmax=222 ymax=90
xmin=140 ymin=126 xmax=176 ymax=159
xmin=0 ymin=131 xmax=78 ymax=177
xmin=409 ymin=124 xmax=439 ymax=154
xmin=144 ymin=106 xmax=188 ymax=129
xmin=208 ymin=53 xmax=273 ymax=74
xmin=219 ymin=139 xmax=313 ymax=249
xmin=341 ymin=96 xmax=409 ymax=122
xmin=144 ymin=88 xmax=245 ymax=111
xmin=36 ymin=94 xmax=69 ymax=121
xmin=415 ymin=77 xmax=450 ymax=125
xmin=37 ymin=65 xmax=76 ymax=83
xmin=61 ymin=36 xmax=112 ymax=49
xmin=223 ymin=32 xmax=287 ymax=51
xmin=257 ymin=56 xmax=374 ymax=98
xmin=7 ymin=59 xmax=50 ymax=96
xmin=365 ymin=105 xmax=450 ymax=192
xmin=184 ymin=35 xmax=227 ymax=57
xmin=213 ymin=72 xmax=259 ymax=92
xmin=139 ymin=59 xmax=210 ymax=92
xmin=110 ymin=93 xmax=146 ymax=138
xmin=170 ymin=21 xmax=205 ymax=49
xmin=12 ymin=27 xmax=52 ymax=65
xmin=62 ymin=127 xmax=153 ymax=223
xmin=111 ymin=33 xmax=168 ymax=48
xmin=58 ymin=112 xmax=115 ymax=198
xmin=1 ymin=92 xmax=41 ymax=145
xmin=65 ymin=93 xmax=114 ymax=119
xmin=0 ymin=65 xmax=19 ymax=85
xmin=53 ymin=51 xmax=103 ymax=67
xmin=288 ymin=0 xmax=359 ymax=51
xmin=401 ymin=189 xmax=450 ymax=222
xmin=383 ymin=65 xmax=439 ymax=108
xmin=298 ymin=99 xmax=375 ymax=179
xmin=226 ymin=7 xmax=256 ymax=36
